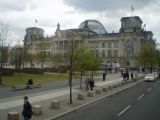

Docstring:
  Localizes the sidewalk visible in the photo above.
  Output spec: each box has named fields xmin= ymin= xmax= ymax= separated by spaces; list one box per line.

xmin=0 ymin=72 xmax=144 ymax=120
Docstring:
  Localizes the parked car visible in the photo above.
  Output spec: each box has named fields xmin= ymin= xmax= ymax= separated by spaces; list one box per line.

xmin=144 ymin=74 xmax=156 ymax=82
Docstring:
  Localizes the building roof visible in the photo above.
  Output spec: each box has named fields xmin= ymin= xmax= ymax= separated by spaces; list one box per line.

xmin=78 ymin=19 xmax=107 ymax=34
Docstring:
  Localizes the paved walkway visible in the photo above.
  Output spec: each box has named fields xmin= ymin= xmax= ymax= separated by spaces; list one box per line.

xmin=0 ymin=77 xmax=122 ymax=110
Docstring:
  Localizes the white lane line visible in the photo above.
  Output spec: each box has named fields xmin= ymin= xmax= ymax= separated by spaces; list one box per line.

xmin=137 ymin=94 xmax=145 ymax=101
xmin=147 ymin=88 xmax=152 ymax=92
xmin=153 ymin=84 xmax=157 ymax=87
xmin=118 ymin=105 xmax=132 ymax=117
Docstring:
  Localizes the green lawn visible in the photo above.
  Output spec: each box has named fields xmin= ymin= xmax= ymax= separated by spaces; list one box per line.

xmin=0 ymin=72 xmax=69 ymax=87
xmin=0 ymin=71 xmax=103 ymax=88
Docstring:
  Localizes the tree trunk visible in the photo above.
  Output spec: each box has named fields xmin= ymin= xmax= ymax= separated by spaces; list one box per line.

xmin=0 ymin=73 xmax=2 ymax=85
xmin=80 ymin=70 xmax=83 ymax=89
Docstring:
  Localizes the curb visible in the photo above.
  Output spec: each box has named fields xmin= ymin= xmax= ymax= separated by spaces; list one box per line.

xmin=45 ymin=76 xmax=144 ymax=120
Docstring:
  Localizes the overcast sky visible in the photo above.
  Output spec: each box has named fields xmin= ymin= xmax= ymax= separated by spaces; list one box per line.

xmin=0 ymin=0 xmax=160 ymax=45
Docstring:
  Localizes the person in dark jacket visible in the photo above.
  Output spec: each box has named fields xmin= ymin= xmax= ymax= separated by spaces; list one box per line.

xmin=102 ymin=72 xmax=106 ymax=82
xmin=131 ymin=72 xmax=134 ymax=80
xmin=89 ymin=77 xmax=94 ymax=91
xmin=22 ymin=96 xmax=32 ymax=120
xmin=26 ymin=79 xmax=33 ymax=85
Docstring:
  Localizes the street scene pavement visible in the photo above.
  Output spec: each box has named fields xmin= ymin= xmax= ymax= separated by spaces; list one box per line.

xmin=0 ymin=72 xmax=145 ymax=120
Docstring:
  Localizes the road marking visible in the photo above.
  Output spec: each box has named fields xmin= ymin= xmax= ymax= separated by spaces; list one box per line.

xmin=137 ymin=94 xmax=145 ymax=101
xmin=153 ymin=84 xmax=157 ymax=87
xmin=118 ymin=105 xmax=132 ymax=117
xmin=147 ymin=88 xmax=152 ymax=92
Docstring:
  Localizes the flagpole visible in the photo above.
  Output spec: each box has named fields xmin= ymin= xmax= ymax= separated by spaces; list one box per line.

xmin=131 ymin=4 xmax=134 ymax=17
xmin=35 ymin=19 xmax=38 ymax=27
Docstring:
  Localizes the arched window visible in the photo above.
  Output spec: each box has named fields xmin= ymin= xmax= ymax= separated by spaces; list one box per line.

xmin=126 ymin=40 xmax=133 ymax=48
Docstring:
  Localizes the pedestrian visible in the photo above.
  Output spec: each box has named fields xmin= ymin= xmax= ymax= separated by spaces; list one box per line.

xmin=126 ymin=71 xmax=129 ymax=80
xmin=103 ymin=72 xmax=106 ymax=82
xmin=85 ymin=77 xmax=89 ymax=91
xmin=89 ymin=77 xmax=94 ymax=91
xmin=122 ymin=71 xmax=126 ymax=81
xmin=26 ymin=79 xmax=33 ymax=85
xmin=131 ymin=72 xmax=134 ymax=80
xmin=22 ymin=96 xmax=32 ymax=120
xmin=125 ymin=69 xmax=129 ymax=80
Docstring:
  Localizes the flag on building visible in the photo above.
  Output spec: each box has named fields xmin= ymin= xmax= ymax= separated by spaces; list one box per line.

xmin=35 ymin=19 xmax=38 ymax=23
xmin=131 ymin=5 xmax=134 ymax=11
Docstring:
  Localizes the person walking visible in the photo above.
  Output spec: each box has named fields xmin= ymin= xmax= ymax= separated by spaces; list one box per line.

xmin=131 ymin=72 xmax=134 ymax=80
xmin=89 ymin=77 xmax=94 ymax=91
xmin=126 ymin=71 xmax=129 ymax=80
xmin=103 ymin=72 xmax=106 ymax=82
xmin=22 ymin=96 xmax=32 ymax=120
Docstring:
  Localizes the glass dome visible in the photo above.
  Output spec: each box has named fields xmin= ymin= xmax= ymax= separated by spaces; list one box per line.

xmin=78 ymin=19 xmax=107 ymax=34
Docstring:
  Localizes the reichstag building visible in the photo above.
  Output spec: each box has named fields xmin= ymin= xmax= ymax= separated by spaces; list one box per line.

xmin=24 ymin=16 xmax=155 ymax=68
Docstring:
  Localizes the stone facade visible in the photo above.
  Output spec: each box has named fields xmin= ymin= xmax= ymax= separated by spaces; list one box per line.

xmin=24 ymin=16 xmax=155 ymax=68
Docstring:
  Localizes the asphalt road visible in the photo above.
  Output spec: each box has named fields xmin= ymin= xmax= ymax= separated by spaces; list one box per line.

xmin=57 ymin=79 xmax=160 ymax=120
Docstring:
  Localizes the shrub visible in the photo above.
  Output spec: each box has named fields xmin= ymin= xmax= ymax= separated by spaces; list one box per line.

xmin=0 ymin=68 xmax=14 ymax=76
xmin=22 ymin=68 xmax=44 ymax=74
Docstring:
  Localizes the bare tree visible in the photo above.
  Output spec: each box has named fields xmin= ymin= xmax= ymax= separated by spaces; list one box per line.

xmin=0 ymin=21 xmax=9 ymax=68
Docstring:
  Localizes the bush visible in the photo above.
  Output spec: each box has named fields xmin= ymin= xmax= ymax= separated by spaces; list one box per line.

xmin=44 ymin=67 xmax=68 ymax=73
xmin=22 ymin=68 xmax=44 ymax=74
xmin=0 ymin=68 xmax=14 ymax=76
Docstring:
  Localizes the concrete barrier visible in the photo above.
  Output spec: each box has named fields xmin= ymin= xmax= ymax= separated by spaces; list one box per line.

xmin=102 ymin=87 xmax=108 ymax=92
xmin=77 ymin=93 xmax=85 ymax=100
xmin=108 ymin=85 xmax=113 ymax=90
xmin=33 ymin=105 xmax=42 ymax=115
xmin=113 ymin=84 xmax=118 ymax=88
xmin=121 ymin=81 xmax=127 ymax=85
xmin=51 ymin=100 xmax=60 ymax=109
xmin=117 ymin=83 xmax=121 ymax=87
xmin=8 ymin=111 xmax=19 ymax=120
xmin=87 ymin=91 xmax=95 ymax=97
xmin=96 ymin=88 xmax=102 ymax=94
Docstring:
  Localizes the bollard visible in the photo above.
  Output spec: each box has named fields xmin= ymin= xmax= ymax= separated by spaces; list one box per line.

xmin=96 ymin=88 xmax=102 ymax=94
xmin=51 ymin=100 xmax=60 ymax=109
xmin=102 ymin=87 xmax=108 ymax=92
xmin=33 ymin=105 xmax=42 ymax=115
xmin=108 ymin=85 xmax=113 ymax=90
xmin=121 ymin=81 xmax=126 ymax=85
xmin=87 ymin=91 xmax=95 ymax=97
xmin=77 ymin=93 xmax=85 ymax=100
xmin=116 ymin=83 xmax=121 ymax=87
xmin=8 ymin=111 xmax=19 ymax=120
xmin=113 ymin=84 xmax=118 ymax=88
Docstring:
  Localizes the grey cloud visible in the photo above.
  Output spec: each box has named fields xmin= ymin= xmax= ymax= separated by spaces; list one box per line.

xmin=0 ymin=0 xmax=35 ymax=12
xmin=64 ymin=0 xmax=157 ymax=11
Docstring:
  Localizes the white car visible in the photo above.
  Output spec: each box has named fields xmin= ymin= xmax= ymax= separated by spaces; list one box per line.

xmin=144 ymin=74 xmax=156 ymax=82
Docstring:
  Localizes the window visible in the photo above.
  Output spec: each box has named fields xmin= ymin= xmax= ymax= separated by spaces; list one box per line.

xmin=114 ymin=49 xmax=118 ymax=57
xmin=108 ymin=50 xmax=112 ymax=57
xmin=127 ymin=50 xmax=132 ymax=58
xmin=102 ymin=50 xmax=105 ymax=57
xmin=126 ymin=40 xmax=133 ymax=48
xmin=96 ymin=50 xmax=99 ymax=57
xmin=114 ymin=42 xmax=118 ymax=48
xmin=108 ymin=42 xmax=112 ymax=48
xmin=102 ymin=42 xmax=105 ymax=48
